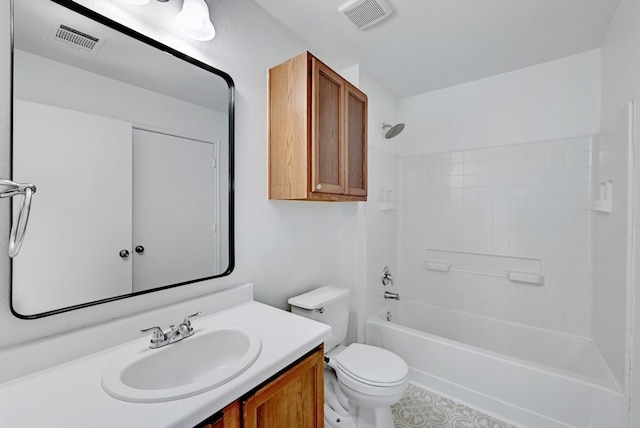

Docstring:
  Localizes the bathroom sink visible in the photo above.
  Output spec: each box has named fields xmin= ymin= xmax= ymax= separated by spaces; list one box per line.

xmin=102 ymin=326 xmax=262 ymax=402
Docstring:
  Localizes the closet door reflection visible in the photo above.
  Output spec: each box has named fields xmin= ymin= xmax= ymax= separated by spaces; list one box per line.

xmin=12 ymin=104 xmax=222 ymax=314
xmin=132 ymin=130 xmax=217 ymax=291
xmin=12 ymin=101 xmax=132 ymax=315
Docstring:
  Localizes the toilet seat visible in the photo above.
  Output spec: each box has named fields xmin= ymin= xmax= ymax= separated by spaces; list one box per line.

xmin=332 ymin=343 xmax=408 ymax=388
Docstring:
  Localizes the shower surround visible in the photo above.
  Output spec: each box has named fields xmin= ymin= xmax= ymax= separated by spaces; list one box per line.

xmin=399 ymin=136 xmax=593 ymax=335
xmin=397 ymin=132 xmax=633 ymax=394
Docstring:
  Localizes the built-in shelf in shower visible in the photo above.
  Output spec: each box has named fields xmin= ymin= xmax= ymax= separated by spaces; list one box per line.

xmin=425 ymin=249 xmax=544 ymax=285
xmin=590 ymin=180 xmax=613 ymax=213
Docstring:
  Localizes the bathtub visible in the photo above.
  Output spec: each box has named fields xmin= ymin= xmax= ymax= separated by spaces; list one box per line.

xmin=366 ymin=301 xmax=627 ymax=428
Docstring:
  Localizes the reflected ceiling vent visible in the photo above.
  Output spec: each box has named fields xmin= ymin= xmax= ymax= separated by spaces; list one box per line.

xmin=339 ymin=0 xmax=393 ymax=30
xmin=47 ymin=21 xmax=105 ymax=56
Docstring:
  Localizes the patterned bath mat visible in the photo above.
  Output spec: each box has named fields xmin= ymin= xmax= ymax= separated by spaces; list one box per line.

xmin=392 ymin=384 xmax=518 ymax=428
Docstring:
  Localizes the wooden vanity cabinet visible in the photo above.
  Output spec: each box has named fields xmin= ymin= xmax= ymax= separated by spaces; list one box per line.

xmin=243 ymin=346 xmax=324 ymax=427
xmin=196 ymin=401 xmax=241 ymax=428
xmin=269 ymin=52 xmax=368 ymax=201
xmin=194 ymin=346 xmax=324 ymax=428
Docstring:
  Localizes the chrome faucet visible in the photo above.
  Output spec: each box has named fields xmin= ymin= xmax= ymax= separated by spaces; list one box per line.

xmin=384 ymin=291 xmax=400 ymax=300
xmin=141 ymin=311 xmax=201 ymax=349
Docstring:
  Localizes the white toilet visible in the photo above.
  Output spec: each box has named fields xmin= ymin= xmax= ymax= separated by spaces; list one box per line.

xmin=288 ymin=286 xmax=409 ymax=428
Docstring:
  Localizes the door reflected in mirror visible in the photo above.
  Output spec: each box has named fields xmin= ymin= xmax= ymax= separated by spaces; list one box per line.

xmin=11 ymin=0 xmax=234 ymax=317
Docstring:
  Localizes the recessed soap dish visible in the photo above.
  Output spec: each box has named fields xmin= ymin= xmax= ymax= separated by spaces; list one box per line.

xmin=590 ymin=180 xmax=613 ymax=213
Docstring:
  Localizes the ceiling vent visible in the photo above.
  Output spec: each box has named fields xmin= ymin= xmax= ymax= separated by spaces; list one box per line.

xmin=339 ymin=0 xmax=393 ymax=30
xmin=47 ymin=22 xmax=105 ymax=56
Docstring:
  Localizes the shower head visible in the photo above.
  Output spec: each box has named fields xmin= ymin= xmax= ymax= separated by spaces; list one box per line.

xmin=383 ymin=122 xmax=405 ymax=139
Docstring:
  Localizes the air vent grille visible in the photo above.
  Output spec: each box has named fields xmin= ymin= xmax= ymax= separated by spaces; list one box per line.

xmin=56 ymin=25 xmax=99 ymax=50
xmin=339 ymin=0 xmax=393 ymax=30
xmin=47 ymin=22 xmax=105 ymax=56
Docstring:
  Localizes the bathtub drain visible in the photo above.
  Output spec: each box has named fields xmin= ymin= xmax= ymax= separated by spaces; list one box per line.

xmin=386 ymin=311 xmax=392 ymax=321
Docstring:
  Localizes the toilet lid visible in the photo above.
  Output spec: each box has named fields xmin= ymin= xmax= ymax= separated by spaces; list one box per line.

xmin=333 ymin=343 xmax=408 ymax=386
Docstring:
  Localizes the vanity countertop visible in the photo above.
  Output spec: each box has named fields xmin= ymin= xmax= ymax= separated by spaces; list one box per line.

xmin=0 ymin=298 xmax=331 ymax=427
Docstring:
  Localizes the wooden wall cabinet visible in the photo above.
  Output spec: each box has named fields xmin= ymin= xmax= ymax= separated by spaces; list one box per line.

xmin=269 ymin=52 xmax=368 ymax=201
xmin=194 ymin=346 xmax=324 ymax=428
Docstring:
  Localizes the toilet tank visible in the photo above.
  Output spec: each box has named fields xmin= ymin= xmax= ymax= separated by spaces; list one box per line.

xmin=288 ymin=286 xmax=351 ymax=351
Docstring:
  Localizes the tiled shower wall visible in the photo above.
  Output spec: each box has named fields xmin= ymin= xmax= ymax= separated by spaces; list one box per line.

xmin=398 ymin=137 xmax=592 ymax=336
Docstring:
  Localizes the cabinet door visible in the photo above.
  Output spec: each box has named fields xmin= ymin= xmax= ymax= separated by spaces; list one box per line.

xmin=345 ymin=84 xmax=367 ymax=196
xmin=243 ymin=348 xmax=324 ymax=428
xmin=132 ymin=129 xmax=217 ymax=292
xmin=311 ymin=58 xmax=345 ymax=195
xmin=195 ymin=401 xmax=241 ymax=428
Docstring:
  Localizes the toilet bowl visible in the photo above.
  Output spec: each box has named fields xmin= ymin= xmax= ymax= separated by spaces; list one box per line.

xmin=327 ymin=344 xmax=408 ymax=428
xmin=330 ymin=343 xmax=408 ymax=403
xmin=288 ymin=286 xmax=409 ymax=428
xmin=324 ymin=367 xmax=356 ymax=428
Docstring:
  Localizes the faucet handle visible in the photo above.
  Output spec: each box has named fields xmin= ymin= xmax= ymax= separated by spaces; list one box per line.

xmin=140 ymin=326 xmax=167 ymax=346
xmin=382 ymin=266 xmax=393 ymax=286
xmin=182 ymin=311 xmax=201 ymax=330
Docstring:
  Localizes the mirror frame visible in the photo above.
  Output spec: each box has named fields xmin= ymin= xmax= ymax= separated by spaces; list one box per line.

xmin=9 ymin=0 xmax=235 ymax=319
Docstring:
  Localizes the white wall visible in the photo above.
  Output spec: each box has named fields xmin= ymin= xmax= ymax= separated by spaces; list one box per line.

xmin=0 ymin=0 xmax=360 ymax=351
xmin=340 ymin=64 xmax=401 ymax=342
xmin=14 ymin=49 xmax=225 ymax=143
xmin=590 ymin=105 xmax=634 ymax=394
xmin=397 ymin=49 xmax=601 ymax=156
xmin=599 ymin=0 xmax=640 ymax=420
xmin=358 ymin=67 xmax=401 ymax=331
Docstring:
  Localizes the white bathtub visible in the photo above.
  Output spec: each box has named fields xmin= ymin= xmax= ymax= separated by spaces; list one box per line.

xmin=366 ymin=301 xmax=627 ymax=428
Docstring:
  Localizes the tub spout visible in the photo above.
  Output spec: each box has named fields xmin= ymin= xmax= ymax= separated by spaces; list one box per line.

xmin=384 ymin=291 xmax=399 ymax=300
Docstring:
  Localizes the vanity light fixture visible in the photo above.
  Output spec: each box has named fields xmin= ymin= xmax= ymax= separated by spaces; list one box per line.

xmin=175 ymin=0 xmax=216 ymax=41
xmin=124 ymin=0 xmax=216 ymax=41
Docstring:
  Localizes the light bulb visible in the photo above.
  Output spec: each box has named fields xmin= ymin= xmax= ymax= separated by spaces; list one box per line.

xmin=175 ymin=0 xmax=216 ymax=41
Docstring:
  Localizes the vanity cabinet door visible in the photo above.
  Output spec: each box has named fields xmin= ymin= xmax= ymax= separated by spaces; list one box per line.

xmin=242 ymin=347 xmax=324 ymax=428
xmin=195 ymin=401 xmax=240 ymax=428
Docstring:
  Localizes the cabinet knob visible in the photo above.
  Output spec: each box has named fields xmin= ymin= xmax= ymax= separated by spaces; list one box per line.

xmin=119 ymin=249 xmax=130 ymax=258
xmin=135 ymin=245 xmax=145 ymax=254
xmin=315 ymin=184 xmax=322 ymax=190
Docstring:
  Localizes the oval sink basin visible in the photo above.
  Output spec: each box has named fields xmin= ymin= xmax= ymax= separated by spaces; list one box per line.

xmin=102 ymin=326 xmax=262 ymax=402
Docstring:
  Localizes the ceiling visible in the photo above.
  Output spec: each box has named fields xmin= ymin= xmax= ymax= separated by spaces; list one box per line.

xmin=252 ymin=0 xmax=621 ymax=98
xmin=15 ymin=0 xmax=229 ymax=112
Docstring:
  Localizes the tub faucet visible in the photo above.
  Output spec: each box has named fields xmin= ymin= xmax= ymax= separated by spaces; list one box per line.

xmin=384 ymin=291 xmax=400 ymax=300
xmin=140 ymin=311 xmax=201 ymax=349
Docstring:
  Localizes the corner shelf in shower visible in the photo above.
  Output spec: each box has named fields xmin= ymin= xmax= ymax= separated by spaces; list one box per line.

xmin=379 ymin=203 xmax=397 ymax=211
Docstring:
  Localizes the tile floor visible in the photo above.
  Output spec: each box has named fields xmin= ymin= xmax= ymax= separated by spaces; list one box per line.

xmin=391 ymin=384 xmax=518 ymax=428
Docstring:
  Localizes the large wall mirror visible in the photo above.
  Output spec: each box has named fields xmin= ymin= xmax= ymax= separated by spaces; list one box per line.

xmin=11 ymin=0 xmax=234 ymax=318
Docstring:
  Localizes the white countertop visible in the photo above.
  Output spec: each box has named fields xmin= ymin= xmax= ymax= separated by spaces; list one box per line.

xmin=0 ymin=300 xmax=331 ymax=427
